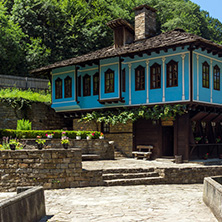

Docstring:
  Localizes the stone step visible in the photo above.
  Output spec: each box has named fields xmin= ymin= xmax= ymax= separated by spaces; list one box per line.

xmin=155 ymin=157 xmax=175 ymax=163
xmin=104 ymin=176 xmax=164 ymax=186
xmin=114 ymin=151 xmax=125 ymax=158
xmin=102 ymin=172 xmax=159 ymax=180
xmin=102 ymin=168 xmax=155 ymax=174
xmin=82 ymin=154 xmax=100 ymax=161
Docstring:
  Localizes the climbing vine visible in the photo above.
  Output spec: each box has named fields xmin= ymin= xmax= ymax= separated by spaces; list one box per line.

xmin=79 ymin=104 xmax=187 ymax=125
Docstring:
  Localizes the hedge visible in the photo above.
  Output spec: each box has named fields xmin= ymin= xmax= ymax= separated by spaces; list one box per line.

xmin=0 ymin=129 xmax=101 ymax=139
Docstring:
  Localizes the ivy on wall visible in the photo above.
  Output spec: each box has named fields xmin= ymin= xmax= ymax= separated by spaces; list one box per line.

xmin=80 ymin=104 xmax=187 ymax=125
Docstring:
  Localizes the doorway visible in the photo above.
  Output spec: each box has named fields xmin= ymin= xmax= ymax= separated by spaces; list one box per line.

xmin=162 ymin=126 xmax=174 ymax=156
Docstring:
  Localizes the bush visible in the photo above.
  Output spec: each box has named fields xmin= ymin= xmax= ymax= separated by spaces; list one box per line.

xmin=17 ymin=119 xmax=32 ymax=130
xmin=0 ymin=129 xmax=101 ymax=139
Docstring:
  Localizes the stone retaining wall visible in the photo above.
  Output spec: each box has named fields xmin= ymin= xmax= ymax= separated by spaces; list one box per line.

xmin=0 ymin=186 xmax=45 ymax=222
xmin=0 ymin=149 xmax=103 ymax=192
xmin=21 ymin=139 xmax=114 ymax=160
xmin=157 ymin=167 xmax=222 ymax=184
xmin=203 ymin=176 xmax=222 ymax=222
xmin=0 ymin=101 xmax=70 ymax=130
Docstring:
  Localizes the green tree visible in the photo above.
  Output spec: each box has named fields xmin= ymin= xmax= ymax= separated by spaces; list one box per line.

xmin=0 ymin=1 xmax=26 ymax=75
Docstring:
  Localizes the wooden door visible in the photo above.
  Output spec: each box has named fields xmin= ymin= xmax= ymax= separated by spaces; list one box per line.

xmin=162 ymin=126 xmax=174 ymax=156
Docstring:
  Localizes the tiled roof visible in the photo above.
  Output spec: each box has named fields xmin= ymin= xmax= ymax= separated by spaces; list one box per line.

xmin=31 ymin=29 xmax=222 ymax=74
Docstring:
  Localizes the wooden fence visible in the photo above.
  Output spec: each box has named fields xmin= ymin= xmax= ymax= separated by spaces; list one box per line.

xmin=0 ymin=75 xmax=49 ymax=90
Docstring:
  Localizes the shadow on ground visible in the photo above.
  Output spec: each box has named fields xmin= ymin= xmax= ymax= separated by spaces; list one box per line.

xmin=39 ymin=215 xmax=54 ymax=222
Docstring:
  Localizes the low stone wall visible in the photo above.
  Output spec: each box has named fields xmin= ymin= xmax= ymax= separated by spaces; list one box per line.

xmin=0 ymin=186 xmax=46 ymax=222
xmin=0 ymin=149 xmax=103 ymax=192
xmin=157 ymin=166 xmax=222 ymax=184
xmin=22 ymin=139 xmax=114 ymax=160
xmin=203 ymin=176 xmax=222 ymax=222
xmin=73 ymin=119 xmax=133 ymax=157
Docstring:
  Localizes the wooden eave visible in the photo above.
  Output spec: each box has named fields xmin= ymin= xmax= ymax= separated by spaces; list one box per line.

xmin=98 ymin=97 xmax=125 ymax=104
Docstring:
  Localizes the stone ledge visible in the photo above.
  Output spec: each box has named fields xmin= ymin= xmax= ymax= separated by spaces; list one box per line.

xmin=0 ymin=186 xmax=46 ymax=222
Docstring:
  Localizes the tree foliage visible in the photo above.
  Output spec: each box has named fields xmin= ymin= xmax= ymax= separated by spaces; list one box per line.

xmin=1 ymin=0 xmax=222 ymax=76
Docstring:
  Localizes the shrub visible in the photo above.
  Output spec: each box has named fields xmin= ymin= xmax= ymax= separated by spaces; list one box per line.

xmin=0 ymin=129 xmax=101 ymax=139
xmin=17 ymin=119 xmax=32 ymax=130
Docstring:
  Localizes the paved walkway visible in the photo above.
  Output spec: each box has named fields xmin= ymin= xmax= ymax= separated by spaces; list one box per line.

xmin=42 ymin=184 xmax=216 ymax=222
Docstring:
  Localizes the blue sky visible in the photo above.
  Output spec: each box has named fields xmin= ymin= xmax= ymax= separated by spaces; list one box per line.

xmin=191 ymin=0 xmax=222 ymax=22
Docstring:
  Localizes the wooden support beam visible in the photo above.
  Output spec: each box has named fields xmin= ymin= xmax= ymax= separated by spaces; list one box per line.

xmin=207 ymin=49 xmax=212 ymax=54
xmin=212 ymin=51 xmax=218 ymax=55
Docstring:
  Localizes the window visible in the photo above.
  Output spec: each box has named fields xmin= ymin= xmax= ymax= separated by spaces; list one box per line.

xmin=213 ymin=65 xmax=220 ymax=90
xmin=78 ymin=76 xmax=81 ymax=97
xmin=202 ymin=61 xmax=209 ymax=88
xmin=55 ymin=77 xmax=62 ymax=99
xmin=122 ymin=68 xmax=126 ymax=92
xmin=105 ymin=69 xmax=114 ymax=93
xmin=64 ymin=76 xmax=72 ymax=98
xmin=83 ymin=74 xmax=91 ymax=96
xmin=135 ymin=65 xmax=145 ymax=90
xmin=167 ymin=60 xmax=178 ymax=87
xmin=150 ymin=63 xmax=161 ymax=89
xmin=93 ymin=72 xmax=99 ymax=95
xmin=101 ymin=122 xmax=110 ymax=133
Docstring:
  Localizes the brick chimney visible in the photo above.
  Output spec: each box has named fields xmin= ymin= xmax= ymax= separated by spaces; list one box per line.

xmin=107 ymin=18 xmax=134 ymax=48
xmin=133 ymin=5 xmax=157 ymax=41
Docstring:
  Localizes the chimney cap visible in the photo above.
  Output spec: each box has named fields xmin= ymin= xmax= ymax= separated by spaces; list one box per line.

xmin=133 ymin=4 xmax=157 ymax=12
xmin=107 ymin=18 xmax=134 ymax=34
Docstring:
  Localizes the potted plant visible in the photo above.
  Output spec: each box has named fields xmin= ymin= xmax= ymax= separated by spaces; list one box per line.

xmin=46 ymin=133 xmax=54 ymax=139
xmin=86 ymin=134 xmax=92 ymax=140
xmin=216 ymin=136 xmax=221 ymax=143
xmin=35 ymin=136 xmax=46 ymax=150
xmin=204 ymin=153 xmax=209 ymax=160
xmin=99 ymin=132 xmax=104 ymax=139
xmin=9 ymin=139 xmax=19 ymax=150
xmin=76 ymin=131 xmax=81 ymax=140
xmin=61 ymin=138 xmax=70 ymax=149
xmin=194 ymin=137 xmax=202 ymax=144
xmin=204 ymin=136 xmax=209 ymax=144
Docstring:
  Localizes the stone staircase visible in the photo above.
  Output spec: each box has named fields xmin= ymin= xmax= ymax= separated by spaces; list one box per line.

xmin=102 ymin=168 xmax=164 ymax=186
xmin=114 ymin=147 xmax=127 ymax=158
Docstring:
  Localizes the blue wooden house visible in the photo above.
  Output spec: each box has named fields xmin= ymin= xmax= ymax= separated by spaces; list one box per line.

xmin=32 ymin=5 xmax=222 ymax=160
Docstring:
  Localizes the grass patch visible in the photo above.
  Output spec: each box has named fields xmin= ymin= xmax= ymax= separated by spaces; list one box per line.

xmin=0 ymin=88 xmax=51 ymax=103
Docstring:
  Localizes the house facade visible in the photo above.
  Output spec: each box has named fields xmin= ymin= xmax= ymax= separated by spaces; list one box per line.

xmin=32 ymin=5 xmax=222 ymax=160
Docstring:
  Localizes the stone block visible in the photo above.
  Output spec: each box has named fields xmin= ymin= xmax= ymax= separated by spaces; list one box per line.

xmin=19 ymin=163 xmax=28 ymax=168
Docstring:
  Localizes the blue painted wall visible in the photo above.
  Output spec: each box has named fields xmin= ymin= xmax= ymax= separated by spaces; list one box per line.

xmin=50 ymin=46 xmax=222 ymax=112
xmin=193 ymin=49 xmax=222 ymax=105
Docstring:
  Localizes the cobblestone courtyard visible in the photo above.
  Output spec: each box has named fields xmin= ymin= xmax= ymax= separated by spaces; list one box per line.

xmin=40 ymin=184 xmax=216 ymax=222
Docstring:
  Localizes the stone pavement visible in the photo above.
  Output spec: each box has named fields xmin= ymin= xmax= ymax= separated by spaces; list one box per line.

xmin=82 ymin=157 xmax=209 ymax=170
xmin=42 ymin=184 xmax=216 ymax=222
